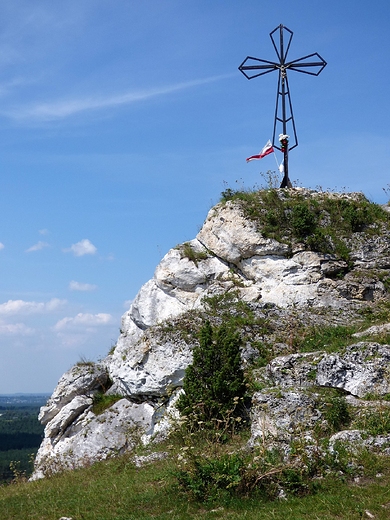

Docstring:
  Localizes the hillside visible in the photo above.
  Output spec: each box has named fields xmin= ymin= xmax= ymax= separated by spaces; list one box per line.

xmin=31 ymin=187 xmax=390 ymax=479
xmin=1 ymin=187 xmax=390 ymax=517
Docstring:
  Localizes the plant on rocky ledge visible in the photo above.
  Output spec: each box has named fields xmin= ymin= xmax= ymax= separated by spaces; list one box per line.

xmin=92 ymin=392 xmax=123 ymax=415
xmin=76 ymin=356 xmax=95 ymax=367
xmin=220 ymin=187 xmax=390 ymax=263
xmin=297 ymin=324 xmax=356 ymax=354
xmin=177 ymin=320 xmax=247 ymax=429
xmin=355 ymin=407 xmax=390 ymax=436
xmin=323 ymin=395 xmax=351 ymax=432
xmin=177 ymin=242 xmax=210 ymax=266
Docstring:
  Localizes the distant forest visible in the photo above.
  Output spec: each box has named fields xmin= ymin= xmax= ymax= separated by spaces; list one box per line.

xmin=0 ymin=397 xmax=47 ymax=482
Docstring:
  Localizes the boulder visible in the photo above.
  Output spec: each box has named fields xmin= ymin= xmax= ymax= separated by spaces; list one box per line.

xmin=32 ymin=399 xmax=154 ymax=479
xmin=249 ymin=389 xmax=322 ymax=446
xmin=38 ymin=363 xmax=109 ymax=425
xmin=316 ymin=342 xmax=390 ymax=397
xmin=197 ymin=201 xmax=289 ymax=264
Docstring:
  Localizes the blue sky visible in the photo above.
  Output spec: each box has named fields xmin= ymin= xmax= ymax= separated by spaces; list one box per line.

xmin=0 ymin=0 xmax=389 ymax=393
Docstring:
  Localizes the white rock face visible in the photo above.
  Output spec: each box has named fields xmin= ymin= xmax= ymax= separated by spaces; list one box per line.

xmin=33 ymin=191 xmax=390 ymax=478
xmin=108 ymin=336 xmax=193 ymax=397
xmin=38 ymin=364 xmax=110 ymax=425
xmin=197 ymin=201 xmax=289 ymax=263
xmin=32 ymin=399 xmax=154 ymax=479
xmin=316 ymin=342 xmax=390 ymax=397
xmin=267 ymin=344 xmax=390 ymax=398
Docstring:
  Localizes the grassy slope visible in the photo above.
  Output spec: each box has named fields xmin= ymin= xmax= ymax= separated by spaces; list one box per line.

xmin=0 ymin=452 xmax=390 ymax=520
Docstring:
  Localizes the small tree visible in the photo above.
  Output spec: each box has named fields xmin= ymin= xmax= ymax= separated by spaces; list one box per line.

xmin=177 ymin=320 xmax=246 ymax=425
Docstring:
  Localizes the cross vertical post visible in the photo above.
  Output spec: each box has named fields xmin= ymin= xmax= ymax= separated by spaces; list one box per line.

xmin=239 ymin=24 xmax=326 ymax=188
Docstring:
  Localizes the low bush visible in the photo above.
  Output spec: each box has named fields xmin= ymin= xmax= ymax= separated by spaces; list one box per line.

xmin=177 ymin=321 xmax=247 ymax=428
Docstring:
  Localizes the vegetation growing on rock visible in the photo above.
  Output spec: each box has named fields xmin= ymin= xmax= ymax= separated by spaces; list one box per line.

xmin=177 ymin=320 xmax=246 ymax=426
xmin=220 ymin=187 xmax=390 ymax=263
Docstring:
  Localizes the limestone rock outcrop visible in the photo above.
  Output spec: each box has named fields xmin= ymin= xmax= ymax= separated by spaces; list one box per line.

xmin=32 ymin=189 xmax=390 ymax=478
xmin=249 ymin=342 xmax=390 ymax=448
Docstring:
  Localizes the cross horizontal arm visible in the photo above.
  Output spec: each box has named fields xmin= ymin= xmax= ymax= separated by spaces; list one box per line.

xmin=285 ymin=53 xmax=327 ymax=76
xmin=238 ymin=56 xmax=279 ymax=79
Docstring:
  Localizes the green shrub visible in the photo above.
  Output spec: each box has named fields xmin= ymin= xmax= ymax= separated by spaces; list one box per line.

xmin=291 ymin=202 xmax=318 ymax=238
xmin=176 ymin=453 xmax=245 ymax=502
xmin=177 ymin=321 xmax=246 ymax=427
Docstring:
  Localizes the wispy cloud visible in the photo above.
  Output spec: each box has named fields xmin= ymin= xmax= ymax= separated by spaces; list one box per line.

xmin=54 ymin=312 xmax=113 ymax=331
xmin=69 ymin=281 xmax=97 ymax=292
xmin=3 ymin=74 xmax=233 ymax=122
xmin=64 ymin=239 xmax=97 ymax=257
xmin=0 ymin=242 xmax=4 ymax=250
xmin=0 ymin=298 xmax=66 ymax=316
xmin=0 ymin=320 xmax=34 ymax=336
xmin=25 ymin=241 xmax=49 ymax=252
xmin=39 ymin=229 xmax=49 ymax=235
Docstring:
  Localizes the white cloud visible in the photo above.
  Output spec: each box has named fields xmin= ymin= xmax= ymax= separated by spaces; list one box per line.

xmin=0 ymin=242 xmax=4 ymax=250
xmin=0 ymin=321 xmax=34 ymax=336
xmin=64 ymin=239 xmax=97 ymax=257
xmin=25 ymin=241 xmax=49 ymax=252
xmin=0 ymin=298 xmax=66 ymax=316
xmin=3 ymin=74 xmax=233 ymax=122
xmin=39 ymin=229 xmax=49 ymax=235
xmin=69 ymin=280 xmax=97 ymax=292
xmin=54 ymin=312 xmax=113 ymax=331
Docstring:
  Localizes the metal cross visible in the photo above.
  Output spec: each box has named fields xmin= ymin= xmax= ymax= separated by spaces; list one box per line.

xmin=239 ymin=24 xmax=326 ymax=188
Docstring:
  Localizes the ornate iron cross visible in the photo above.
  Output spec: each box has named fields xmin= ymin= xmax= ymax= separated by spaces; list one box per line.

xmin=239 ymin=24 xmax=326 ymax=188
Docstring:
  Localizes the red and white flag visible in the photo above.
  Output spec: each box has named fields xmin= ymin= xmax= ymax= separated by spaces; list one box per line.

xmin=246 ymin=140 xmax=274 ymax=162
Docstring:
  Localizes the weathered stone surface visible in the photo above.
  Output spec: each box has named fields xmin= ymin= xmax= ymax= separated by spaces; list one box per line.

xmin=32 ymin=399 xmax=154 ymax=479
xmin=264 ymin=343 xmax=390 ymax=398
xmin=267 ymin=352 xmax=325 ymax=389
xmin=108 ymin=335 xmax=192 ymax=397
xmin=316 ymin=342 xmax=390 ymax=397
xmin=249 ymin=389 xmax=322 ymax=446
xmin=44 ymin=395 xmax=93 ymax=439
xmin=133 ymin=452 xmax=169 ymax=468
xmin=155 ymin=240 xmax=228 ymax=294
xmin=38 ymin=364 xmax=109 ymax=425
xmin=128 ymin=279 xmax=186 ymax=331
xmin=197 ymin=201 xmax=289 ymax=264
xmin=329 ymin=430 xmax=390 ymax=455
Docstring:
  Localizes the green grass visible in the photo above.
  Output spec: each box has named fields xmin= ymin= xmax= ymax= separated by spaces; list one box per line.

xmin=297 ymin=324 xmax=357 ymax=354
xmin=1 ymin=450 xmax=390 ymax=519
xmin=177 ymin=242 xmax=210 ymax=266
xmin=220 ymin=187 xmax=390 ymax=264
xmin=92 ymin=392 xmax=123 ymax=415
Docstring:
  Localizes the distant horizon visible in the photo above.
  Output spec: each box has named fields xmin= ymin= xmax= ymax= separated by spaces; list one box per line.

xmin=0 ymin=392 xmax=51 ymax=395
